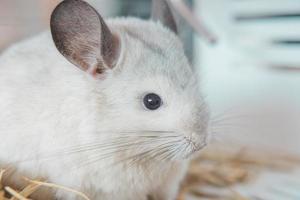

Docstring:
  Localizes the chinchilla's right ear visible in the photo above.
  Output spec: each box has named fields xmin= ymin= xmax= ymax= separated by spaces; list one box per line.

xmin=50 ymin=0 xmax=120 ymax=78
xmin=151 ymin=0 xmax=177 ymax=34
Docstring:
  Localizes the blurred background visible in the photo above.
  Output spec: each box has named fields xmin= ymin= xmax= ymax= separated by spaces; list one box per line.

xmin=1 ymin=0 xmax=300 ymax=199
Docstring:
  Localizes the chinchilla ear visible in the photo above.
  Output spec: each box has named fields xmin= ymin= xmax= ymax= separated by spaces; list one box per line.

xmin=50 ymin=0 xmax=120 ymax=77
xmin=151 ymin=0 xmax=177 ymax=33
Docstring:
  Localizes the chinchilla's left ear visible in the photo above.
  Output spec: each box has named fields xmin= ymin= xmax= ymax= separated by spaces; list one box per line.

xmin=151 ymin=0 xmax=177 ymax=34
xmin=50 ymin=0 xmax=120 ymax=78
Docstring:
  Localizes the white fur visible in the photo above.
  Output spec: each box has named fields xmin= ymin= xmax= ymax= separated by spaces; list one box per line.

xmin=0 ymin=18 xmax=209 ymax=200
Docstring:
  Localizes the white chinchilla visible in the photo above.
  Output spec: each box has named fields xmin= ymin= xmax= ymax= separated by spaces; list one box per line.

xmin=0 ymin=0 xmax=209 ymax=199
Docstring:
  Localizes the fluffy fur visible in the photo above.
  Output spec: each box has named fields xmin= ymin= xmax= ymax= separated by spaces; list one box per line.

xmin=0 ymin=14 xmax=209 ymax=200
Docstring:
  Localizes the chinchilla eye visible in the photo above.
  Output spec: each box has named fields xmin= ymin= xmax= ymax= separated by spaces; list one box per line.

xmin=143 ymin=93 xmax=162 ymax=110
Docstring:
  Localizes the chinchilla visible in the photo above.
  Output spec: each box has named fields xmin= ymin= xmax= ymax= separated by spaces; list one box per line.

xmin=0 ymin=0 xmax=209 ymax=199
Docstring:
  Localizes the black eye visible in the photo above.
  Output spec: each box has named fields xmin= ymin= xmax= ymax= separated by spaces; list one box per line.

xmin=143 ymin=93 xmax=162 ymax=110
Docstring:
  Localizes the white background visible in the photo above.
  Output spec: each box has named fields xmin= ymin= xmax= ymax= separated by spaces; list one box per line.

xmin=194 ymin=0 xmax=300 ymax=155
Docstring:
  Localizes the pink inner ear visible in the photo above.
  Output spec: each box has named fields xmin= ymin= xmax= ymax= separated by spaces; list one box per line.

xmin=86 ymin=64 xmax=98 ymax=75
xmin=86 ymin=64 xmax=107 ymax=79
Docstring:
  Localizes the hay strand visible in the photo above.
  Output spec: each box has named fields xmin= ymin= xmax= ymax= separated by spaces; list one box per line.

xmin=24 ymin=179 xmax=91 ymax=200
xmin=4 ymin=187 xmax=29 ymax=200
xmin=11 ymin=182 xmax=41 ymax=200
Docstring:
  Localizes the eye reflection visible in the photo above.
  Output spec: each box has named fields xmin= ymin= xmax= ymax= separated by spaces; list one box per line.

xmin=143 ymin=93 xmax=162 ymax=110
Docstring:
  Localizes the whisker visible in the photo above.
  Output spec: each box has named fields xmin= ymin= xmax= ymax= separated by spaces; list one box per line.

xmin=156 ymin=144 xmax=180 ymax=162
xmin=164 ymin=144 xmax=183 ymax=161
xmin=72 ymin=137 xmax=179 ymax=169
xmin=210 ymin=110 xmax=251 ymax=124
xmin=5 ymin=130 xmax=177 ymax=141
xmin=10 ymin=138 xmax=173 ymax=164
xmin=10 ymin=132 xmax=181 ymax=165
xmin=78 ymin=138 xmax=183 ymax=169
xmin=126 ymin=147 xmax=169 ymax=168
xmin=122 ymin=143 xmax=176 ymax=168
xmin=132 ymin=141 xmax=180 ymax=165
xmin=128 ymin=137 xmax=186 ymax=167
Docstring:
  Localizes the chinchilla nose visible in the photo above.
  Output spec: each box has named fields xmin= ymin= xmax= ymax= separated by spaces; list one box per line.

xmin=186 ymin=131 xmax=208 ymax=150
xmin=179 ymin=102 xmax=210 ymax=149
xmin=181 ymin=118 xmax=210 ymax=150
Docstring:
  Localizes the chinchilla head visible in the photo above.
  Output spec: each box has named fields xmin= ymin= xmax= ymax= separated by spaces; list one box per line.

xmin=50 ymin=0 xmax=210 ymax=165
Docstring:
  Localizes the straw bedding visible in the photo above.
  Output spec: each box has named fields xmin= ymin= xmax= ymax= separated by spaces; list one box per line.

xmin=1 ymin=146 xmax=299 ymax=200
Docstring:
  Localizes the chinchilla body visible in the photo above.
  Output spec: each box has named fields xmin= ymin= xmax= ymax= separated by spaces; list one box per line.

xmin=0 ymin=1 xmax=209 ymax=200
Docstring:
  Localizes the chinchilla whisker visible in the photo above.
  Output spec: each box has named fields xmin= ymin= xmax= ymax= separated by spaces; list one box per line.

xmin=12 ymin=138 xmax=162 ymax=164
xmin=171 ymin=142 xmax=188 ymax=160
xmin=77 ymin=147 xmax=154 ymax=170
xmin=169 ymin=141 xmax=187 ymax=159
xmin=211 ymin=115 xmax=236 ymax=123
xmin=126 ymin=148 xmax=166 ymax=167
xmin=155 ymin=145 xmax=179 ymax=162
xmin=74 ymin=134 xmax=193 ymax=173
xmin=114 ymin=139 xmax=181 ymax=164
xmin=121 ymin=130 xmax=176 ymax=134
xmin=116 ymin=135 xmax=181 ymax=139
xmin=58 ymin=138 xmax=151 ymax=153
xmin=10 ymin=143 xmax=128 ymax=165
xmin=47 ymin=134 xmax=178 ymax=156
xmin=123 ymin=143 xmax=177 ymax=167
xmin=127 ymin=140 xmax=183 ymax=166
xmin=135 ymin=143 xmax=178 ymax=164
xmin=74 ymin=138 xmax=178 ymax=166
xmin=59 ymin=139 xmax=163 ymax=157
xmin=152 ymin=140 xmax=184 ymax=161
xmin=211 ymin=120 xmax=246 ymax=126
xmin=165 ymin=149 xmax=178 ymax=161
xmin=66 ymin=140 xmax=167 ymax=165
xmin=211 ymin=113 xmax=251 ymax=124
xmin=163 ymin=145 xmax=180 ymax=162
xmin=13 ymin=133 xmax=183 ymax=169
xmin=119 ymin=132 xmax=181 ymax=138
xmin=180 ymin=141 xmax=191 ymax=158
xmin=155 ymin=143 xmax=181 ymax=163
xmin=13 ymin=130 xmax=177 ymax=140
xmin=93 ymin=139 xmax=175 ymax=155
xmin=210 ymin=124 xmax=245 ymax=132
xmin=169 ymin=146 xmax=183 ymax=161
xmin=91 ymin=130 xmax=177 ymax=135
xmin=81 ymin=139 xmax=182 ymax=169
xmin=73 ymin=136 xmax=179 ymax=154
xmin=73 ymin=147 xmax=148 ymax=170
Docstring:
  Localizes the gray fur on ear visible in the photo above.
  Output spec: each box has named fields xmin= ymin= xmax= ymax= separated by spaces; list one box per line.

xmin=50 ymin=0 xmax=120 ymax=76
xmin=151 ymin=0 xmax=178 ymax=34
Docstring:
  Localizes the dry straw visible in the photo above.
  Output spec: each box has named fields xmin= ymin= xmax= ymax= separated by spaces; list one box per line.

xmin=177 ymin=146 xmax=300 ymax=200
xmin=0 ymin=146 xmax=299 ymax=200
xmin=0 ymin=171 xmax=91 ymax=200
